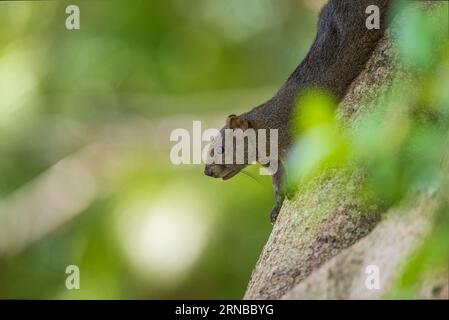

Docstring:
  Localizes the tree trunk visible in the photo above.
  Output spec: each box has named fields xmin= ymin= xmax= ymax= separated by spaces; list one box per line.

xmin=244 ymin=3 xmax=448 ymax=300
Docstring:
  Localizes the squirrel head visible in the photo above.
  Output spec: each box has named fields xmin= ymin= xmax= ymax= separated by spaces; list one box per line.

xmin=204 ymin=114 xmax=255 ymax=180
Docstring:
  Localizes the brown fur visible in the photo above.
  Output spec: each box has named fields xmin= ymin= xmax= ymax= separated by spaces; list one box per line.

xmin=205 ymin=0 xmax=392 ymax=222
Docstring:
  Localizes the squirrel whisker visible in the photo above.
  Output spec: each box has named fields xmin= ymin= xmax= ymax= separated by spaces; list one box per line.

xmin=240 ymin=170 xmax=263 ymax=185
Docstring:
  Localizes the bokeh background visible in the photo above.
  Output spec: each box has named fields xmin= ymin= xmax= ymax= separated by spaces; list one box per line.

xmin=0 ymin=0 xmax=324 ymax=299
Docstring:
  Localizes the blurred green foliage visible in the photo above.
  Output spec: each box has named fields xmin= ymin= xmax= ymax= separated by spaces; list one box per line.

xmin=1 ymin=0 xmax=447 ymax=300
xmin=0 ymin=0 xmax=318 ymax=299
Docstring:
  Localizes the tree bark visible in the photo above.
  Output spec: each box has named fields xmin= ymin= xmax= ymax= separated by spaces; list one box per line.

xmin=244 ymin=2 xmax=448 ymax=300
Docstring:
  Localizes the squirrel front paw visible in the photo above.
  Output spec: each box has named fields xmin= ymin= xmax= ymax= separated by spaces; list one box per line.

xmin=270 ymin=204 xmax=281 ymax=224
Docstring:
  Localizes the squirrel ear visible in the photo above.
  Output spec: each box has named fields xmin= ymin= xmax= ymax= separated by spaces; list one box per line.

xmin=238 ymin=119 xmax=251 ymax=130
xmin=226 ymin=114 xmax=237 ymax=127
xmin=226 ymin=115 xmax=251 ymax=130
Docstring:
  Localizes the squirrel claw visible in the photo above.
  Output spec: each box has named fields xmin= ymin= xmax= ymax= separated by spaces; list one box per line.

xmin=270 ymin=205 xmax=281 ymax=224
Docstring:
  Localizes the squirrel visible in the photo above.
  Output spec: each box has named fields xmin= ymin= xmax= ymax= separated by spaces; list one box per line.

xmin=204 ymin=0 xmax=391 ymax=223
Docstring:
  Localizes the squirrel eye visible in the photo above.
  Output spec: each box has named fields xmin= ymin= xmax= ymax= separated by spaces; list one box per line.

xmin=217 ymin=146 xmax=225 ymax=155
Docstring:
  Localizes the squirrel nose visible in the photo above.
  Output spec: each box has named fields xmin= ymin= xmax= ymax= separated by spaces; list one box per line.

xmin=204 ymin=167 xmax=213 ymax=177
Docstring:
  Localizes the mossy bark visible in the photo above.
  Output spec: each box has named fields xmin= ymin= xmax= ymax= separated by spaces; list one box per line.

xmin=244 ymin=3 xmax=448 ymax=300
